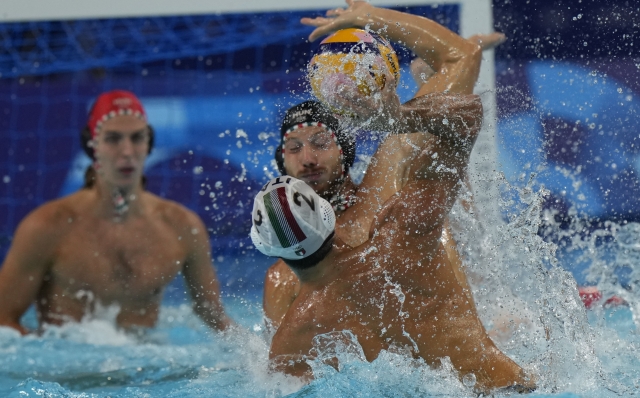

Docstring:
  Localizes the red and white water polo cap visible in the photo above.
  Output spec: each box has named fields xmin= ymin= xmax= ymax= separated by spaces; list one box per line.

xmin=88 ymin=90 xmax=147 ymax=137
xmin=250 ymin=176 xmax=335 ymax=259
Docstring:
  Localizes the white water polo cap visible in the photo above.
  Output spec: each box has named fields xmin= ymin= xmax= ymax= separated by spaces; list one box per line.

xmin=250 ymin=176 xmax=336 ymax=260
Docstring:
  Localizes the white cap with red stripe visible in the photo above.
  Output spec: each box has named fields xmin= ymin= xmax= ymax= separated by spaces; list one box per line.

xmin=250 ymin=176 xmax=335 ymax=260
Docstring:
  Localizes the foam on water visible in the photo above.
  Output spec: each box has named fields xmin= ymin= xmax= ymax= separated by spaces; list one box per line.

xmin=0 ymin=297 xmax=638 ymax=397
xmin=0 ymin=301 xmax=307 ymax=397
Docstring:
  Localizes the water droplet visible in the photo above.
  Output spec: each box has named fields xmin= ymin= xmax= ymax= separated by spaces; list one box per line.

xmin=462 ymin=372 xmax=476 ymax=388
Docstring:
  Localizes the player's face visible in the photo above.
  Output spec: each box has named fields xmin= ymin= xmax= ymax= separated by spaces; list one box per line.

xmin=93 ymin=115 xmax=150 ymax=189
xmin=282 ymin=125 xmax=343 ymax=197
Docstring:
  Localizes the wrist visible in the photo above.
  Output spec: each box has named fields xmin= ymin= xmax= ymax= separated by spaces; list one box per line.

xmin=352 ymin=4 xmax=381 ymax=29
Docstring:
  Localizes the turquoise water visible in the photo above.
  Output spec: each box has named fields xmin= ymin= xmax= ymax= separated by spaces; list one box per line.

xmin=2 ymin=188 xmax=640 ymax=397
xmin=0 ymin=295 xmax=637 ymax=397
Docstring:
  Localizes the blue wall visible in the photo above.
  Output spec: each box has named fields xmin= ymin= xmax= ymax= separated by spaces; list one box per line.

xmin=1 ymin=2 xmax=639 ymax=291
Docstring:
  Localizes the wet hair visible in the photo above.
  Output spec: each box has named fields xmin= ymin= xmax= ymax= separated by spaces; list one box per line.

xmin=282 ymin=232 xmax=335 ymax=271
xmin=275 ymin=101 xmax=355 ymax=175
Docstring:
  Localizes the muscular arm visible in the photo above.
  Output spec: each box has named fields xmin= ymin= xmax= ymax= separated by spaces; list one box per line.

xmin=370 ymin=94 xmax=482 ymax=249
xmin=0 ymin=209 xmax=58 ymax=334
xmin=181 ymin=212 xmax=232 ymax=331
xmin=400 ymin=92 xmax=483 ymax=142
xmin=354 ymin=93 xmax=481 ymax=211
xmin=263 ymin=260 xmax=300 ymax=330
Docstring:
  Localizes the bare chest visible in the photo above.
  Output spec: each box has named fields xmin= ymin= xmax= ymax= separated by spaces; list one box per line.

xmin=273 ymin=274 xmax=410 ymax=359
xmin=50 ymin=218 xmax=187 ymax=301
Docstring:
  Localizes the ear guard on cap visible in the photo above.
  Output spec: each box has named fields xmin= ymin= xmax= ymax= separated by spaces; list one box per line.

xmin=274 ymin=145 xmax=286 ymax=175
xmin=250 ymin=176 xmax=336 ymax=260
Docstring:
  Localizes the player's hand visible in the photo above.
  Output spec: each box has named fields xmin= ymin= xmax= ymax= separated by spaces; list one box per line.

xmin=467 ymin=32 xmax=507 ymax=50
xmin=301 ymin=0 xmax=374 ymax=42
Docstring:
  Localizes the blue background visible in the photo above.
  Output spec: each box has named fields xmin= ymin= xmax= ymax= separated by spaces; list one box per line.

xmin=1 ymin=0 xmax=639 ymax=294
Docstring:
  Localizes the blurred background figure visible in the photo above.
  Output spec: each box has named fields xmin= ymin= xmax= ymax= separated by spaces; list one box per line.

xmin=0 ymin=90 xmax=231 ymax=334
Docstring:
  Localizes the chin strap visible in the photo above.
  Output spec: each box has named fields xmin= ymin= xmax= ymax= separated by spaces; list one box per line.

xmin=329 ymin=192 xmax=357 ymax=213
xmin=112 ymin=189 xmax=129 ymax=216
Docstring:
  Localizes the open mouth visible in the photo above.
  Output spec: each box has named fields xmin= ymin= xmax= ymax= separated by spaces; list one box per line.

xmin=118 ymin=167 xmax=135 ymax=176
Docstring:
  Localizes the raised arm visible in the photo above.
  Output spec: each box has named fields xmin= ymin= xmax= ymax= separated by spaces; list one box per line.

xmin=406 ymin=93 xmax=483 ymax=183
xmin=402 ymin=92 xmax=483 ymax=143
xmin=0 ymin=209 xmax=57 ymax=334
xmin=302 ymin=0 xmax=481 ymax=95
xmin=181 ymin=211 xmax=232 ymax=332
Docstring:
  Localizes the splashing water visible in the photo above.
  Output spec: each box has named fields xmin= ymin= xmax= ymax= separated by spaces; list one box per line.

xmin=2 ymin=78 xmax=640 ymax=398
xmin=446 ymin=169 xmax=639 ymax=396
xmin=1 ymin=177 xmax=639 ymax=396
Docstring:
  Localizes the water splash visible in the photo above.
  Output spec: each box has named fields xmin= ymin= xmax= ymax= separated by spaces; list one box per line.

xmin=447 ymin=169 xmax=640 ymax=395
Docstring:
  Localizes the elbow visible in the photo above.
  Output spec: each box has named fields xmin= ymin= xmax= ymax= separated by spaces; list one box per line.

xmin=462 ymin=42 xmax=482 ymax=79
xmin=446 ymin=43 xmax=482 ymax=93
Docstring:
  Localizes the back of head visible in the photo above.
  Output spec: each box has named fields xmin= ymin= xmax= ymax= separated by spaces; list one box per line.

xmin=275 ymin=100 xmax=356 ymax=176
xmin=250 ymin=176 xmax=336 ymax=270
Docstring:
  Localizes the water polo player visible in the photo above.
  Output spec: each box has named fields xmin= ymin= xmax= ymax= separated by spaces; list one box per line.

xmin=0 ymin=90 xmax=231 ymax=334
xmin=253 ymin=150 xmax=535 ymax=393
xmin=263 ymin=0 xmax=489 ymax=329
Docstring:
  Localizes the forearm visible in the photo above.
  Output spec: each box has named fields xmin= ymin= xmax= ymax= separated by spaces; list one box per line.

xmin=399 ymin=93 xmax=483 ymax=144
xmin=351 ymin=5 xmax=479 ymax=73
xmin=193 ymin=299 xmax=232 ymax=331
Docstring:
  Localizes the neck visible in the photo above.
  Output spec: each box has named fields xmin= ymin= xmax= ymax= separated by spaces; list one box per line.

xmin=291 ymin=237 xmax=346 ymax=285
xmin=293 ymin=249 xmax=338 ymax=285
xmin=93 ymin=178 xmax=144 ymax=219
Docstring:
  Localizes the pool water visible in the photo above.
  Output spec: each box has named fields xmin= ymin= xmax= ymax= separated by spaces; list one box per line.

xmin=0 ymin=292 xmax=638 ymax=397
xmin=2 ymin=188 xmax=640 ymax=397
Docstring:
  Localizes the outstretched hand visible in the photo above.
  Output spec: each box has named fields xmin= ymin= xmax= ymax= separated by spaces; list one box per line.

xmin=301 ymin=0 xmax=373 ymax=42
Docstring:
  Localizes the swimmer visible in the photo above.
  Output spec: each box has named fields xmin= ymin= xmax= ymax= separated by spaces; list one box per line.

xmin=0 ymin=90 xmax=231 ymax=334
xmin=251 ymin=117 xmax=535 ymax=391
xmin=264 ymin=1 xmax=505 ymax=329
xmin=264 ymin=97 xmax=479 ymax=328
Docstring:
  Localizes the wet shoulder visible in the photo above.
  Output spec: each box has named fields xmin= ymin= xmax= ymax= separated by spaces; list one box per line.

xmin=11 ymin=191 xmax=87 ymax=246
xmin=21 ymin=192 xmax=85 ymax=230
xmin=143 ymin=192 xmax=206 ymax=235
xmin=265 ymin=259 xmax=294 ymax=283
